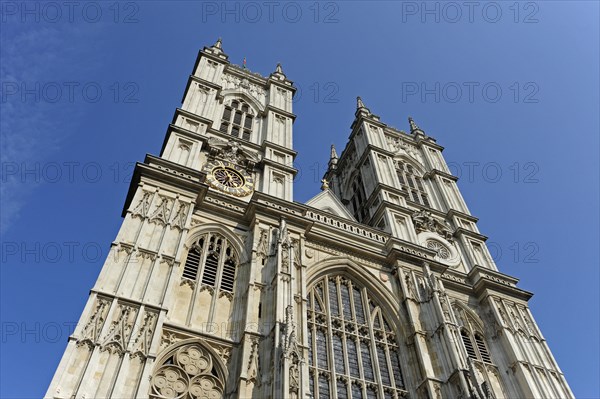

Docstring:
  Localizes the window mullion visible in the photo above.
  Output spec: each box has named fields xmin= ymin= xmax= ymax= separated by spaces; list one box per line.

xmin=214 ymin=238 xmax=228 ymax=292
xmin=196 ymin=234 xmax=210 ymax=284
xmin=325 ymin=278 xmax=338 ymax=399
xmin=359 ymin=289 xmax=382 ymax=399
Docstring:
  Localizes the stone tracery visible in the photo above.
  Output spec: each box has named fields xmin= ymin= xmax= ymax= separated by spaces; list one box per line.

xmin=150 ymin=343 xmax=225 ymax=399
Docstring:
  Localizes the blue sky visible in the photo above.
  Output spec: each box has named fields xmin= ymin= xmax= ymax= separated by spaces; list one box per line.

xmin=1 ymin=1 xmax=598 ymax=397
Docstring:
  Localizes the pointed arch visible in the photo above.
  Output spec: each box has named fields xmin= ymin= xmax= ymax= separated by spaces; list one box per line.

xmin=394 ymin=153 xmax=426 ymax=176
xmin=150 ymin=338 xmax=227 ymax=399
xmin=452 ymin=301 xmax=494 ymax=365
xmin=306 ymin=256 xmax=405 ymax=328
xmin=306 ymin=257 xmax=409 ymax=399
xmin=220 ymin=90 xmax=265 ymax=113
xmin=185 ymin=223 xmax=247 ymax=264
xmin=451 ymin=300 xmax=485 ymax=333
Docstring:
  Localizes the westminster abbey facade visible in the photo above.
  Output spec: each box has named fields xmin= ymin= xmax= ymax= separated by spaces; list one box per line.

xmin=46 ymin=40 xmax=573 ymax=399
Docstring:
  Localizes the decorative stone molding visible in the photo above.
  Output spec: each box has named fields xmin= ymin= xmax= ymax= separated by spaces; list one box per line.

xmin=148 ymin=196 xmax=172 ymax=226
xmin=170 ymin=202 xmax=188 ymax=230
xmin=246 ymin=338 xmax=260 ymax=384
xmin=131 ymin=191 xmax=153 ymax=219
xmin=100 ymin=303 xmax=138 ymax=355
xmin=305 ymin=210 xmax=387 ymax=243
xmin=203 ymin=195 xmax=245 ymax=213
xmin=78 ymin=297 xmax=110 ymax=346
xmin=412 ymin=210 xmax=454 ymax=242
xmin=221 ymin=73 xmax=266 ymax=101
xmin=130 ymin=311 xmax=158 ymax=359
xmin=154 ymin=163 xmax=196 ymax=180
xmin=258 ymin=199 xmax=301 ymax=216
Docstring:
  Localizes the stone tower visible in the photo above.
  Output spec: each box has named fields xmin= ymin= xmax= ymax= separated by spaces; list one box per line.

xmin=46 ymin=40 xmax=573 ymax=399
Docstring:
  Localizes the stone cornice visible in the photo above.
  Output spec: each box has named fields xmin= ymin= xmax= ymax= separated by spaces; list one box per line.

xmin=415 ymin=136 xmax=444 ymax=151
xmin=385 ymin=237 xmax=435 ymax=264
xmin=264 ymin=104 xmax=296 ymax=120
xmin=266 ymin=75 xmax=296 ymax=92
xmin=424 ymin=169 xmax=459 ymax=182
xmin=447 ymin=209 xmax=479 ymax=223
xmin=261 ymin=140 xmax=297 ymax=158
xmin=260 ymin=158 xmax=298 ymax=176
xmin=468 ymin=265 xmax=533 ymax=301
xmin=454 ymin=227 xmax=488 ymax=242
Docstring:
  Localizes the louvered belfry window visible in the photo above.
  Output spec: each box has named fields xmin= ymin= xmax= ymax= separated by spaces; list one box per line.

xmin=219 ymin=99 xmax=254 ymax=141
xmin=461 ymin=328 xmax=493 ymax=364
xmin=182 ymin=233 xmax=238 ymax=294
xmin=307 ymin=275 xmax=406 ymax=399
xmin=396 ymin=160 xmax=430 ymax=207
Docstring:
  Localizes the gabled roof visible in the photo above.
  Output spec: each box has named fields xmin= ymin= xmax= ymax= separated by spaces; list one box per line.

xmin=305 ymin=190 xmax=356 ymax=221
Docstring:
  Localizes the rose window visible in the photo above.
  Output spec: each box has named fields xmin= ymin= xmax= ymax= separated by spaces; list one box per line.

xmin=150 ymin=344 xmax=225 ymax=399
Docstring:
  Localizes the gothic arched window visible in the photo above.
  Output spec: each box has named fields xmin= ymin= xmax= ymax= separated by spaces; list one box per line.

xmin=396 ymin=160 xmax=430 ymax=207
xmin=307 ymin=275 xmax=406 ymax=399
xmin=219 ymin=99 xmax=254 ymax=141
xmin=182 ymin=233 xmax=238 ymax=294
xmin=150 ymin=343 xmax=225 ymax=399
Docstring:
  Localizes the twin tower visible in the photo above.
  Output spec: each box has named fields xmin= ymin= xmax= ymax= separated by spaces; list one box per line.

xmin=45 ymin=39 xmax=573 ymax=399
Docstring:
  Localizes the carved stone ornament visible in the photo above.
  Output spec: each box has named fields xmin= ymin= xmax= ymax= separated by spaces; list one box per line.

xmin=207 ymin=137 xmax=259 ymax=170
xmin=256 ymin=228 xmax=269 ymax=259
xmin=130 ymin=311 xmax=158 ymax=359
xmin=149 ymin=196 xmax=172 ymax=226
xmin=132 ymin=191 xmax=153 ymax=218
xmin=170 ymin=202 xmax=188 ymax=230
xmin=78 ymin=297 xmax=110 ymax=346
xmin=412 ymin=210 xmax=454 ymax=241
xmin=247 ymin=339 xmax=260 ymax=384
xmin=101 ymin=303 xmax=138 ymax=355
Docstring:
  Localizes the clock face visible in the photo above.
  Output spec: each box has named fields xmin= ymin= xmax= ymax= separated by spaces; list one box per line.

xmin=205 ymin=160 xmax=254 ymax=197
xmin=213 ymin=167 xmax=245 ymax=188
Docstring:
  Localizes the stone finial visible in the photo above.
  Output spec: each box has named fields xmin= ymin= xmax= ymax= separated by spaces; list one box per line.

xmin=328 ymin=144 xmax=338 ymax=171
xmin=356 ymin=96 xmax=372 ymax=116
xmin=357 ymin=96 xmax=366 ymax=109
xmin=321 ymin=179 xmax=330 ymax=190
xmin=214 ymin=37 xmax=222 ymax=49
xmin=408 ymin=116 xmax=423 ymax=134
xmin=330 ymin=144 xmax=338 ymax=162
xmin=271 ymin=62 xmax=286 ymax=80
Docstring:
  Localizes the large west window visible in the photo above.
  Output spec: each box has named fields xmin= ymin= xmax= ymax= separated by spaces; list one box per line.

xmin=307 ymin=275 xmax=406 ymax=399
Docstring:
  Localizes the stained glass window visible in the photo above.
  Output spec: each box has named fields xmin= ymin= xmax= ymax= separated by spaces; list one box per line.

xmin=307 ymin=275 xmax=407 ymax=399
